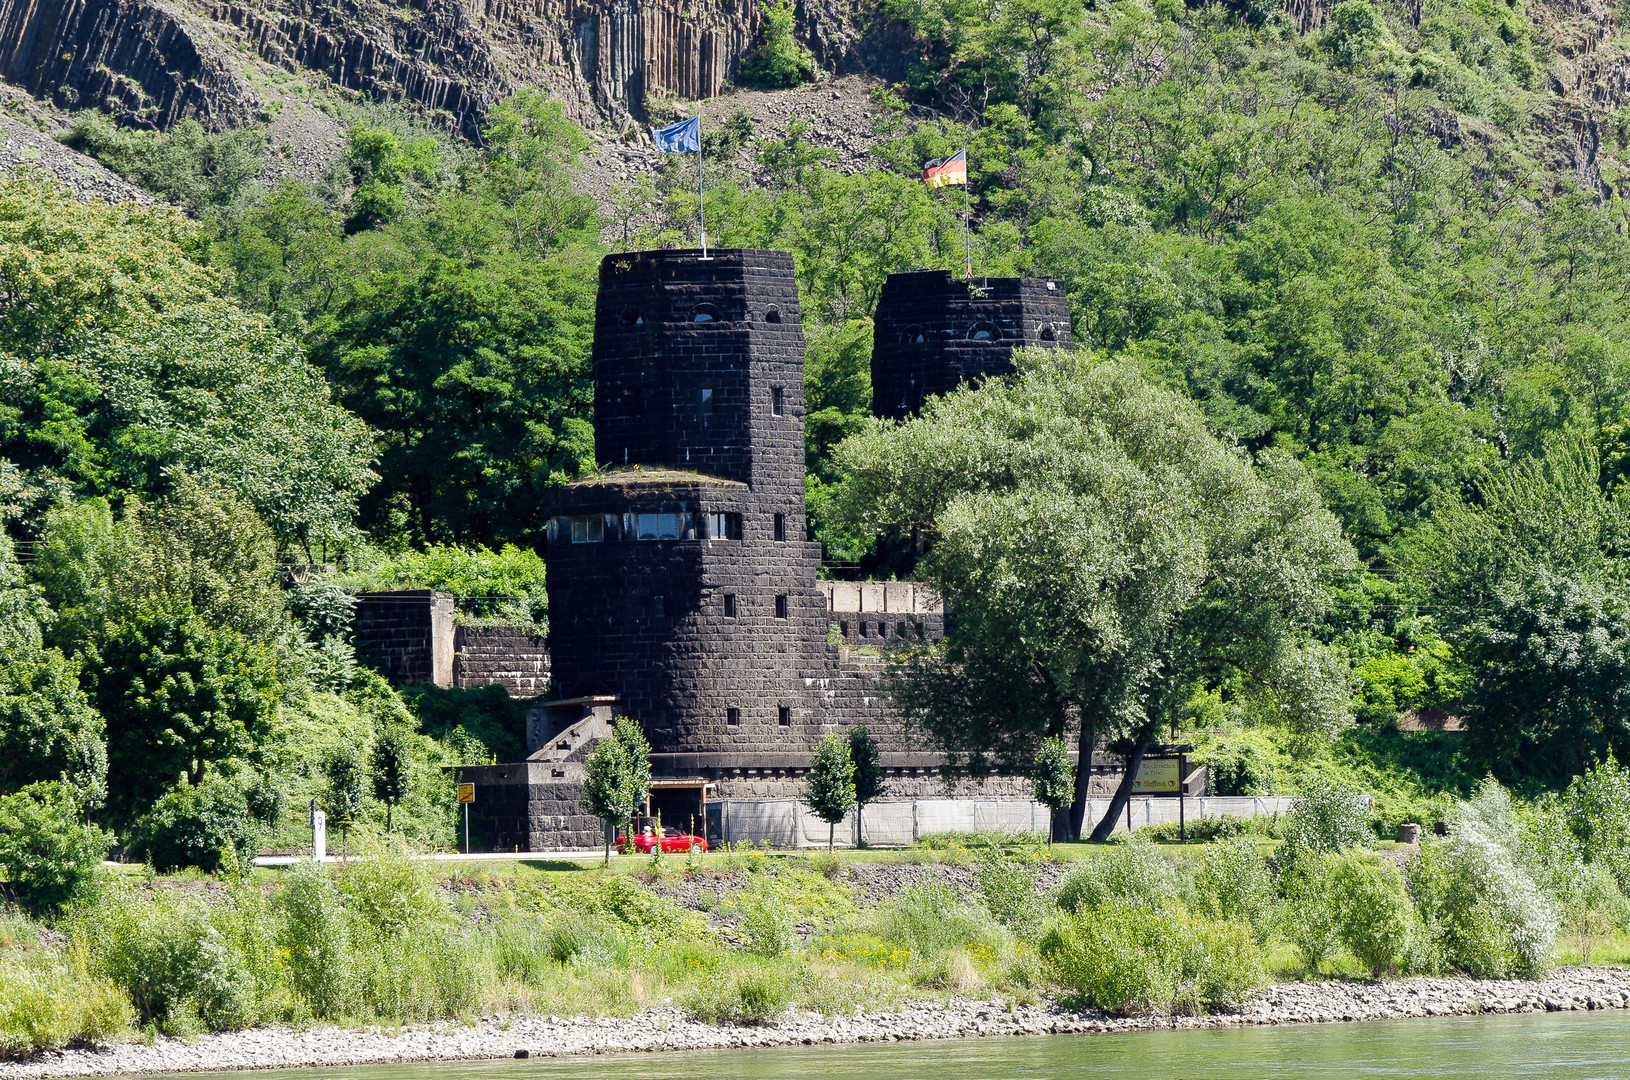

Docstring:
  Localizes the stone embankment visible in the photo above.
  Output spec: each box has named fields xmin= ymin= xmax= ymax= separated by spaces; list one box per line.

xmin=6 ymin=968 xmax=1630 ymax=1077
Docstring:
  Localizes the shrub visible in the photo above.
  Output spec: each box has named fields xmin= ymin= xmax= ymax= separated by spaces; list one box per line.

xmin=1564 ymin=863 xmax=1630 ymax=962
xmin=127 ymin=777 xmax=260 ymax=873
xmin=1040 ymin=899 xmax=1263 ymax=1015
xmin=1567 ymin=756 xmax=1630 ymax=887
xmin=683 ymin=967 xmax=791 ymax=1024
xmin=1327 ymin=851 xmax=1415 ymax=976
xmin=736 ymin=878 xmax=795 ymax=957
xmin=280 ymin=862 xmax=353 ymax=1017
xmin=870 ymin=878 xmax=1001 ymax=959
xmin=0 ymin=782 xmax=109 ymax=916
xmin=1281 ymin=856 xmax=1342 ymax=971
xmin=74 ymin=887 xmax=266 ymax=1033
xmin=1409 ymin=796 xmax=1560 ymax=979
xmin=737 ymin=0 xmax=814 ymax=89
xmin=1055 ymin=835 xmax=1178 ymax=913
xmin=1281 ymin=776 xmax=1371 ymax=866
xmin=974 ymin=844 xmax=1047 ymax=940
xmin=1192 ymin=838 xmax=1278 ymax=944
xmin=0 ymin=949 xmax=132 ymax=1056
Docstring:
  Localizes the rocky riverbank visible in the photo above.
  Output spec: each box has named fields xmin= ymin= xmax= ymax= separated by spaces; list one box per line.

xmin=5 ymin=967 xmax=1629 ymax=1077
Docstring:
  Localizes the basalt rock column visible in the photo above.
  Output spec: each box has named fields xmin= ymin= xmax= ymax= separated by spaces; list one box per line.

xmin=545 ymin=249 xmax=825 ymax=755
xmin=871 ymin=270 xmax=1072 ymax=421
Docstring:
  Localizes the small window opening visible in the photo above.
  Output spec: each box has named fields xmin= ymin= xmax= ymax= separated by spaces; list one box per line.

xmin=618 ymin=306 xmax=639 ymax=325
xmin=693 ymin=303 xmax=721 ymax=322
xmin=773 ymin=513 xmax=786 ymax=541
xmin=764 ymin=306 xmax=782 ymax=323
xmin=902 ymin=324 xmax=927 ymax=344
xmin=840 ymin=621 xmax=849 ymax=636
xmin=571 ymin=515 xmax=604 ymax=543
xmin=778 ymin=707 xmax=791 ymax=727
xmin=652 ymin=595 xmax=665 ymax=618
xmin=723 ymin=594 xmax=737 ymax=618
xmin=709 ymin=512 xmax=743 ymax=540
xmin=1040 ymin=324 xmax=1058 ymax=342
xmin=859 ymin=621 xmax=870 ymax=637
xmin=770 ymin=387 xmax=784 ymax=416
xmin=775 ymin=595 xmax=789 ymax=619
xmin=726 ymin=708 xmax=741 ymax=726
xmin=969 ymin=321 xmax=998 ymax=341
xmin=637 ymin=512 xmax=682 ymax=540
xmin=700 ymin=388 xmax=714 ymax=414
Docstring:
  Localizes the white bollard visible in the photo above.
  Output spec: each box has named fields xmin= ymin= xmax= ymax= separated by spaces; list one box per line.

xmin=312 ymin=809 xmax=327 ymax=863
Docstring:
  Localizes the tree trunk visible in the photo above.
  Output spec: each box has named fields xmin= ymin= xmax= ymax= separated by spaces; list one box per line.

xmin=1089 ymin=738 xmax=1151 ymax=842
xmin=386 ymin=804 xmax=393 ymax=834
xmin=1067 ymin=722 xmax=1097 ymax=841
xmin=856 ymin=804 xmax=864 ymax=849
xmin=828 ymin=821 xmax=835 ymax=851
xmin=604 ymin=818 xmax=611 ymax=867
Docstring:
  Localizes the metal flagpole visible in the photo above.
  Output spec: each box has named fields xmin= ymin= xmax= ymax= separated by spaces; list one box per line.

xmin=698 ymin=118 xmax=708 ymax=258
xmin=962 ymin=146 xmax=972 ymax=279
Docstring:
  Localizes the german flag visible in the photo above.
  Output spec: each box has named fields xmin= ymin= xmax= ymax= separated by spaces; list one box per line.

xmin=923 ymin=149 xmax=967 ymax=188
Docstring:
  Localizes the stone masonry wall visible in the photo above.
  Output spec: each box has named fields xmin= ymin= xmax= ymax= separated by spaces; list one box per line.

xmin=353 ymin=590 xmax=456 ymax=687
xmin=453 ymin=625 xmax=550 ymax=697
xmin=871 ymin=270 xmax=1073 ymax=421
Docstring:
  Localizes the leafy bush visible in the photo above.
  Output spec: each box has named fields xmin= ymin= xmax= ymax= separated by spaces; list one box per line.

xmin=1191 ymin=838 xmax=1278 ymax=944
xmin=280 ymin=862 xmax=353 ymax=1017
xmin=342 ymin=544 xmax=548 ymax=628
xmin=1327 ymin=851 xmax=1416 ymax=976
xmin=1563 ymin=863 xmax=1630 ymax=962
xmin=0 ymin=782 xmax=109 ymax=916
xmin=128 ymin=778 xmax=261 ymax=873
xmin=974 ymin=844 xmax=1048 ymax=940
xmin=0 ymin=949 xmax=132 ymax=1056
xmin=736 ymin=878 xmax=795 ymax=957
xmin=1281 ymin=856 xmax=1342 ymax=971
xmin=1409 ymin=784 xmax=1560 ymax=978
xmin=1567 ymin=756 xmax=1630 ymax=887
xmin=683 ymin=967 xmax=790 ymax=1024
xmin=737 ymin=0 xmax=814 ymax=89
xmin=1281 ymin=776 xmax=1371 ymax=866
xmin=1040 ymin=899 xmax=1263 ymax=1015
xmin=1201 ymin=738 xmax=1277 ymax=796
xmin=869 ymin=878 xmax=1002 ymax=959
xmin=74 ymin=887 xmax=270 ymax=1033
xmin=1055 ymin=836 xmax=1179 ymax=913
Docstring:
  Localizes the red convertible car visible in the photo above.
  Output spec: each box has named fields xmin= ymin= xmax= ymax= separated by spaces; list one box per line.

xmin=629 ymin=827 xmax=708 ymax=854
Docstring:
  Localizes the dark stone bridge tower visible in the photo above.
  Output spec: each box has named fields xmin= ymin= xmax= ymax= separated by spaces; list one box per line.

xmin=544 ymin=249 xmax=826 ymax=755
xmin=871 ymin=270 xmax=1073 ymax=420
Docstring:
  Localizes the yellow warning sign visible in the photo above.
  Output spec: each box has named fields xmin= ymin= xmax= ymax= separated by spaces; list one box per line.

xmin=456 ymin=783 xmax=476 ymax=804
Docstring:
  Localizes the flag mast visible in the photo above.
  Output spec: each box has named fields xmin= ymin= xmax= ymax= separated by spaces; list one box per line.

xmin=698 ymin=114 xmax=708 ymax=259
xmin=962 ymin=145 xmax=971 ymax=280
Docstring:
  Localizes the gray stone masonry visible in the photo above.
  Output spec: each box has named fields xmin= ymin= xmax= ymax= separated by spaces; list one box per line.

xmin=352 ymin=591 xmax=455 ymax=687
xmin=871 ymin=270 xmax=1073 ymax=421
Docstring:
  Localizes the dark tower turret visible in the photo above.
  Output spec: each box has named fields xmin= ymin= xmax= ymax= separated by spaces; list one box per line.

xmin=544 ymin=250 xmax=826 ymax=754
xmin=871 ymin=270 xmax=1072 ymax=420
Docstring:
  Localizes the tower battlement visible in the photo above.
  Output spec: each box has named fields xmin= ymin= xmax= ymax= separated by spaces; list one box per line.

xmin=871 ymin=270 xmax=1073 ymax=420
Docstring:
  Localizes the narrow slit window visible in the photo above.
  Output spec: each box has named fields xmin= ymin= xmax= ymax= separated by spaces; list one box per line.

xmin=726 ymin=707 xmax=741 ymax=726
xmin=775 ymin=595 xmax=789 ymax=619
xmin=723 ymin=594 xmax=737 ymax=618
xmin=778 ymin=707 xmax=791 ymax=727
xmin=652 ymin=595 xmax=665 ymax=618
xmin=700 ymin=388 xmax=714 ymax=414
xmin=770 ymin=387 xmax=784 ymax=416
xmin=773 ymin=513 xmax=786 ymax=541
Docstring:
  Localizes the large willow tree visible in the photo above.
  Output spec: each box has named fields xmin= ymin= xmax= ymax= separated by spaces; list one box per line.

xmin=832 ymin=350 xmax=1358 ymax=839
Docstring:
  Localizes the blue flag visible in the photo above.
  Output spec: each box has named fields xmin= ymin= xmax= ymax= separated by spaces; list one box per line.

xmin=651 ymin=114 xmax=701 ymax=153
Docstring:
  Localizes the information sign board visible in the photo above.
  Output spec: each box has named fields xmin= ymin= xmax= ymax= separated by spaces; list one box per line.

xmin=457 ymin=783 xmax=476 ymax=804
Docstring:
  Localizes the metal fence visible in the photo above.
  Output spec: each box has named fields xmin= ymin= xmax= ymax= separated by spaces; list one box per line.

xmin=707 ymin=795 xmax=1299 ymax=849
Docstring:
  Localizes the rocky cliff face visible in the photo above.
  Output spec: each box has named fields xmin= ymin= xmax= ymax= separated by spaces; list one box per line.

xmin=0 ymin=0 xmax=872 ymax=134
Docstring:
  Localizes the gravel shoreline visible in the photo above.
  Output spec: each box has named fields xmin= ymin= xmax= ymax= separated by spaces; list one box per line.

xmin=6 ymin=967 xmax=1629 ymax=1077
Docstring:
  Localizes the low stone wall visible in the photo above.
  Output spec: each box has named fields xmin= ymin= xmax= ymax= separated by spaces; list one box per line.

xmin=453 ymin=626 xmax=550 ymax=697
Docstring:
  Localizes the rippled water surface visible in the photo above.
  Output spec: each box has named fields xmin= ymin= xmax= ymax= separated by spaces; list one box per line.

xmin=177 ymin=1011 xmax=1630 ymax=1080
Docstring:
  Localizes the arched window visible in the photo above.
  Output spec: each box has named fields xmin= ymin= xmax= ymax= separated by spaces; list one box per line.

xmin=902 ymin=324 xmax=928 ymax=344
xmin=968 ymin=321 xmax=998 ymax=341
xmin=763 ymin=306 xmax=782 ymax=323
xmin=619 ymin=306 xmax=641 ymax=326
xmin=1040 ymin=324 xmax=1058 ymax=342
xmin=693 ymin=303 xmax=721 ymax=322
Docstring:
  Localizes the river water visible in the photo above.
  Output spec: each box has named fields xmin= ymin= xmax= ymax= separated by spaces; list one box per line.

xmin=174 ymin=1011 xmax=1630 ymax=1080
